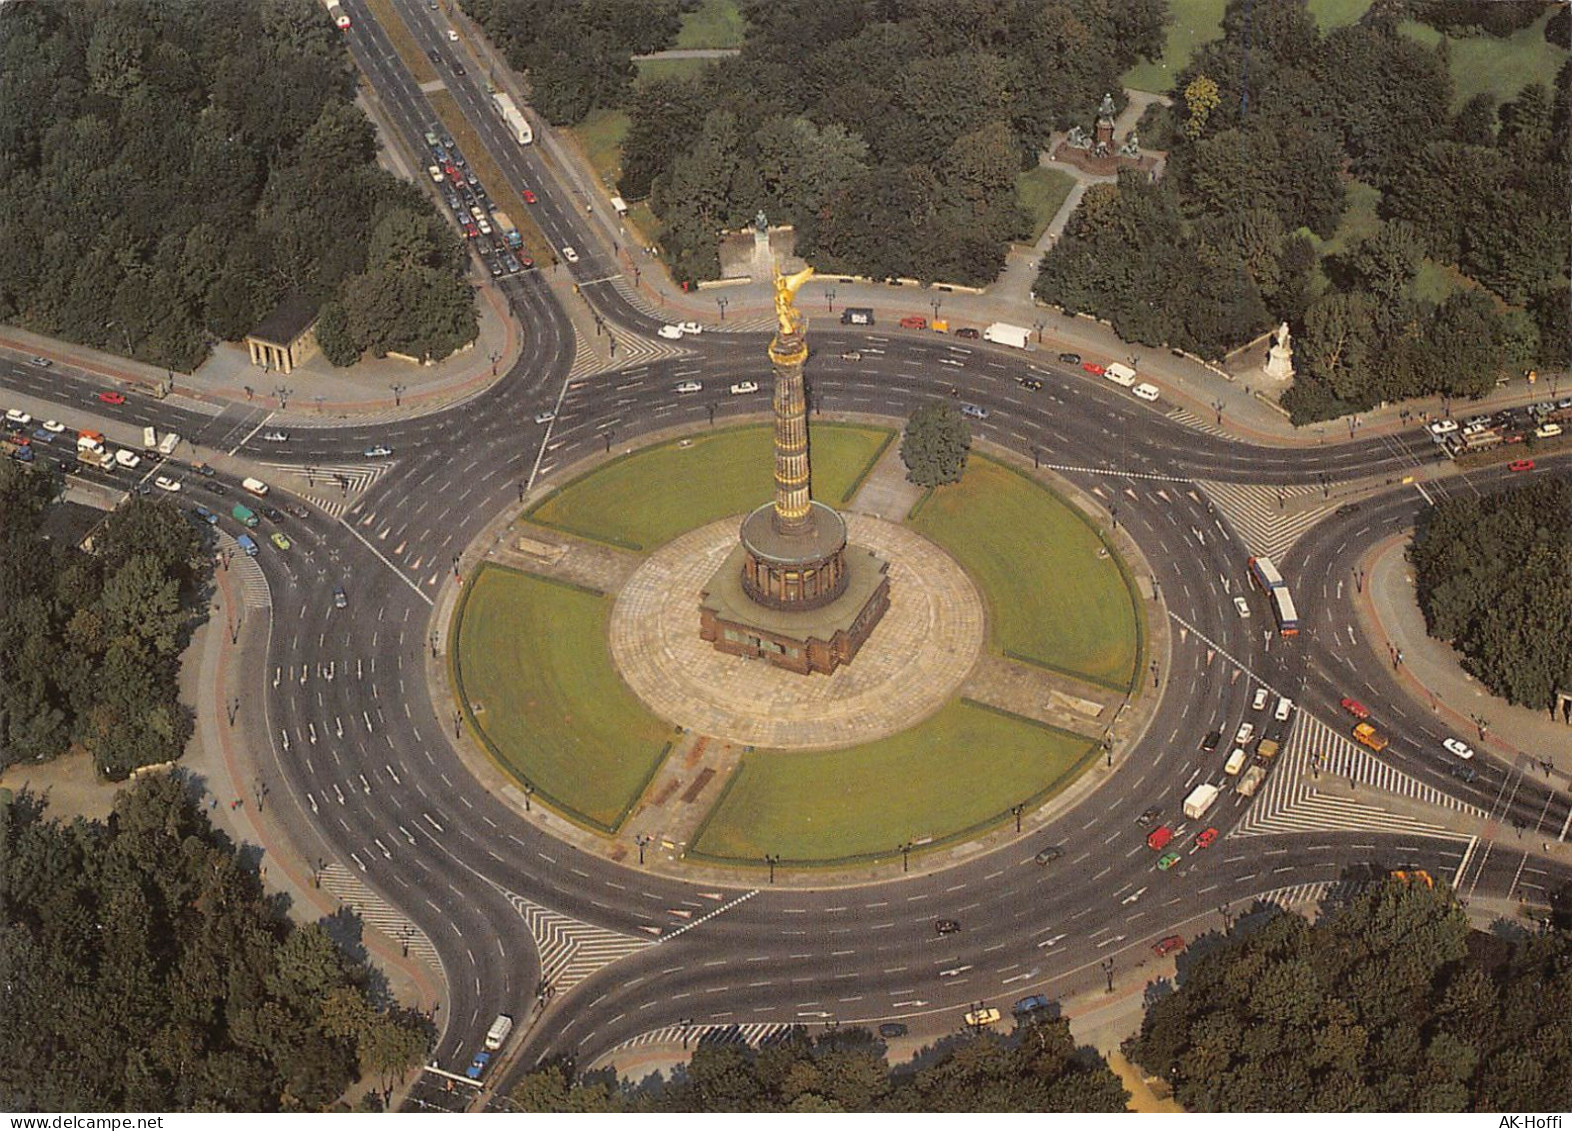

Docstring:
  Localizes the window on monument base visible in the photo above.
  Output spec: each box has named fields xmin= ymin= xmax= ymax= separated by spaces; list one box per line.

xmin=723 ymin=628 xmax=741 ymax=644
xmin=764 ymin=639 xmax=784 ymax=655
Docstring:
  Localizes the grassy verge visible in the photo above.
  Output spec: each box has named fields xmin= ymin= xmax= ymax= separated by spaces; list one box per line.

xmin=675 ymin=0 xmax=746 ymax=49
xmin=636 ymin=57 xmax=716 ymax=84
xmin=1015 ymin=167 xmax=1078 ymax=243
xmin=362 ymin=0 xmax=439 ymax=86
xmin=453 ymin=565 xmax=672 ymax=831
xmin=524 ymin=424 xmax=893 ymax=549
xmin=911 ymin=457 xmax=1140 ymax=690
xmin=689 ymin=700 xmax=1097 ymax=864
xmin=427 ymin=90 xmax=553 ymax=271
xmin=566 ymin=108 xmax=630 ymax=191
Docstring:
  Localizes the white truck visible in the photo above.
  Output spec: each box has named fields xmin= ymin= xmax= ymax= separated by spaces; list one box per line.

xmin=1182 ymin=783 xmax=1220 ymax=820
xmin=158 ymin=432 xmax=181 ymax=457
xmin=490 ymin=91 xmax=533 ymax=145
xmin=982 ymin=322 xmax=1032 ymax=350
xmin=484 ymin=1014 xmax=514 ymax=1051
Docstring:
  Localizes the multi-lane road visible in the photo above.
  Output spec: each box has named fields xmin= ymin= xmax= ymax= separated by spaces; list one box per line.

xmin=5 ymin=1 xmax=1570 ymax=1106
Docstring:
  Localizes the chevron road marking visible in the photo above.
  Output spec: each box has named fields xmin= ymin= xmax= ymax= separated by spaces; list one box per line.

xmin=1229 ymin=713 xmax=1485 ymax=840
xmin=498 ymin=890 xmax=653 ymax=996
xmin=1166 ymin=406 xmax=1231 ymax=438
xmin=217 ymin=530 xmax=273 ymax=610
xmin=610 ymin=1021 xmax=795 ymax=1055
xmin=1197 ymin=479 xmax=1340 ymax=561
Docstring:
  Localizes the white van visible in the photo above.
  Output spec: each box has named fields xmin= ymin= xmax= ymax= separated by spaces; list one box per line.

xmin=1132 ymin=382 xmax=1160 ymax=402
xmin=609 ymin=196 xmax=629 ymax=218
xmin=1104 ymin=362 xmax=1137 ymax=387
xmin=142 ymin=426 xmax=158 ymax=449
xmin=484 ymin=1014 xmax=514 ymax=1050
xmin=1224 ymin=748 xmax=1248 ymax=776
xmin=158 ymin=432 xmax=181 ymax=456
xmin=114 ymin=448 xmax=141 ymax=469
xmin=241 ymin=476 xmax=270 ymax=497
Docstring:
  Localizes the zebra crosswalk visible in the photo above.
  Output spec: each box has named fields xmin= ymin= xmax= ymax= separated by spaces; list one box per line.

xmin=318 ymin=862 xmax=443 ymax=974
xmin=1231 ymin=714 xmax=1484 ymax=839
xmin=1254 ymin=880 xmax=1336 ymax=910
xmin=260 ymin=461 xmax=393 ymax=519
xmin=497 ymin=889 xmax=651 ymax=996
xmin=1166 ymin=407 xmax=1231 ymax=438
xmin=611 ymin=1021 xmax=796 ymax=1055
xmin=219 ymin=532 xmax=272 ymax=609
xmin=1197 ymin=479 xmax=1340 ymax=561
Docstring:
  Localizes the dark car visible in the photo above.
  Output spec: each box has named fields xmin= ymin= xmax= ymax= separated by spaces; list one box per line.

xmin=1033 ymin=845 xmax=1064 ymax=866
xmin=207 ymin=482 xmax=228 ymax=496
xmin=1335 ymin=503 xmax=1361 ymax=516
xmin=1018 ymin=377 xmax=1043 ymax=391
xmin=1450 ymin=763 xmax=1479 ymax=783
xmin=262 ymin=506 xmax=283 ymax=522
xmin=451 ymin=61 xmax=466 ymax=75
xmin=1057 ymin=352 xmax=1081 ymax=364
xmin=1135 ymin=806 xmax=1162 ymax=827
xmin=426 ymin=48 xmax=441 ymax=64
xmin=287 ymin=503 xmax=311 ymax=519
xmin=55 ymin=458 xmax=74 ymax=474
xmin=1201 ymin=729 xmax=1222 ymax=752
xmin=192 ymin=462 xmax=216 ymax=477
xmin=1012 ymin=994 xmax=1051 ymax=1016
xmin=955 ymin=327 xmax=980 ymax=340
xmin=333 ymin=586 xmax=348 ymax=610
xmin=877 ymin=1022 xmax=908 ymax=1039
xmin=934 ymin=918 xmax=960 ymax=935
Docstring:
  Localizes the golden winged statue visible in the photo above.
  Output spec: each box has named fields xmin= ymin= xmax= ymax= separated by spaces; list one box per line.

xmin=772 ymin=264 xmax=816 ymax=338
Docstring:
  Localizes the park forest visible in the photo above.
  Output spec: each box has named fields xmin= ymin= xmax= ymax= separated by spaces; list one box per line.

xmin=472 ymin=0 xmax=1568 ymax=424
xmin=0 ymin=776 xmax=430 ymax=1111
xmin=0 ymin=0 xmax=477 ymax=372
xmin=0 ymin=463 xmax=209 ymax=780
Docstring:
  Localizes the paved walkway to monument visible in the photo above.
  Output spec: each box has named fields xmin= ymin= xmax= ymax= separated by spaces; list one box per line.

xmin=608 ymin=515 xmax=987 ymax=749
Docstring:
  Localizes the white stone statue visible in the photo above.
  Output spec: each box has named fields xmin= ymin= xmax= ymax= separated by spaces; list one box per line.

xmin=1264 ymin=320 xmax=1294 ymax=381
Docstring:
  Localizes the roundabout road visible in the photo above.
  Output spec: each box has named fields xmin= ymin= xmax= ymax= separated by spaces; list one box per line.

xmin=5 ymin=0 xmax=1572 ymax=1102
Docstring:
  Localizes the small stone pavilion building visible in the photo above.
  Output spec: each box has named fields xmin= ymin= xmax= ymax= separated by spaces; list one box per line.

xmin=244 ymin=294 xmax=320 ymax=375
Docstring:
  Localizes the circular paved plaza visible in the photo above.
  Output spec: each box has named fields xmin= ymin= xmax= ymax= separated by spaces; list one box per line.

xmin=608 ymin=514 xmax=986 ymax=749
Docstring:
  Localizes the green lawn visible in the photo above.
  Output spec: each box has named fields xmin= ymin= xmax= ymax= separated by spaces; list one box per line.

xmin=567 ymin=108 xmax=629 ymax=191
xmin=1016 ymin=167 xmax=1078 ymax=242
xmin=525 ymin=424 xmax=892 ymax=549
xmin=912 ymin=458 xmax=1140 ymax=691
xmin=690 ymin=701 xmax=1098 ymax=864
xmin=675 ymin=0 xmax=746 ymax=49
xmin=1399 ymin=12 xmax=1568 ymax=108
xmin=635 ymin=56 xmax=717 ymax=85
xmin=1120 ymin=0 xmax=1565 ymax=104
xmin=454 ymin=567 xmax=672 ymax=831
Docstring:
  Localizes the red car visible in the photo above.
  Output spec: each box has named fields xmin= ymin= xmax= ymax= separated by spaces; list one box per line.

xmin=97 ymin=391 xmax=127 ymax=405
xmin=1340 ymin=697 xmax=1370 ymax=720
xmin=1146 ymin=825 xmax=1174 ymax=851
xmin=1509 ymin=459 xmax=1535 ymax=472
xmin=462 ymin=221 xmax=479 ymax=239
xmin=1081 ymin=361 xmax=1106 ymax=377
xmin=522 ymin=189 xmax=537 ymax=204
xmin=1195 ymin=827 xmax=1219 ymax=849
xmin=899 ymin=316 xmax=927 ymax=330
xmin=443 ymin=163 xmax=459 ymax=180
xmin=1153 ymin=935 xmax=1185 ymax=958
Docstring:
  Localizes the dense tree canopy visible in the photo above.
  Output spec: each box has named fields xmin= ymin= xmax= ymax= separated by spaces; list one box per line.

xmin=0 ymin=776 xmax=429 ymax=1111
xmin=1035 ymin=0 xmax=1570 ymax=417
xmin=1127 ymin=873 xmax=1572 ymax=1111
xmin=901 ymin=402 xmax=971 ymax=487
xmin=1409 ymin=476 xmax=1572 ymax=709
xmin=0 ymin=0 xmax=476 ymax=370
xmin=509 ymin=1015 xmax=1128 ymax=1111
xmin=609 ymin=0 xmax=1167 ymax=286
xmin=0 ymin=463 xmax=209 ymax=779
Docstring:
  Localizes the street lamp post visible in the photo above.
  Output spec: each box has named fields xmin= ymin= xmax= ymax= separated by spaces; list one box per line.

xmin=635 ymin=834 xmax=651 ymax=864
xmin=275 ymin=386 xmax=292 ymax=410
xmin=602 ymin=430 xmax=615 ymax=453
xmin=1031 ymin=445 xmax=1042 ymax=469
xmin=429 ymin=630 xmax=439 ymax=658
xmin=930 ymin=299 xmax=941 ymax=324
xmin=227 ymin=698 xmax=240 ymax=726
xmin=489 ymin=350 xmax=501 ymax=376
xmin=765 ymin=853 xmax=779 ymax=883
xmin=1034 ymin=319 xmax=1045 ymax=344
xmin=1101 ymin=958 xmax=1115 ymax=993
xmin=314 ymin=394 xmax=325 ymax=415
xmin=825 ymin=288 xmax=836 ymax=312
xmin=523 ymin=783 xmax=534 ymax=812
xmin=1151 ymin=659 xmax=1159 ymax=688
xmin=1011 ymin=804 xmax=1024 ymax=833
xmin=230 ymin=613 xmax=242 ymax=645
xmin=716 ymin=296 xmax=729 ymax=321
xmin=900 ymin=841 xmax=912 ymax=873
xmin=390 ymin=383 xmax=405 ymax=407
